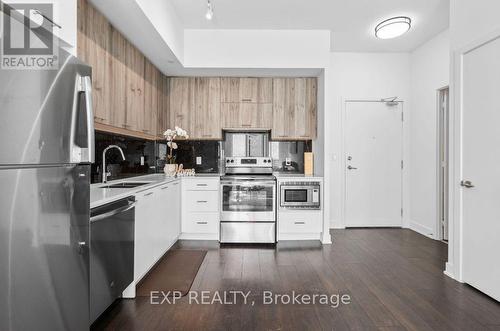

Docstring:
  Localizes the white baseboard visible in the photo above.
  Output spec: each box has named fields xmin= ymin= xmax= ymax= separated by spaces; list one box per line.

xmin=179 ymin=233 xmax=219 ymax=240
xmin=329 ymin=219 xmax=345 ymax=229
xmin=409 ymin=220 xmax=435 ymax=239
xmin=279 ymin=233 xmax=321 ymax=241
xmin=444 ymin=262 xmax=463 ymax=282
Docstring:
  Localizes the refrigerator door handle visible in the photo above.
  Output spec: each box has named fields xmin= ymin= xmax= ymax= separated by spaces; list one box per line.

xmin=80 ymin=76 xmax=95 ymax=163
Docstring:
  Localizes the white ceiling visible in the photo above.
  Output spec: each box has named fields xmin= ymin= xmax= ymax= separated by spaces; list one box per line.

xmin=170 ymin=0 xmax=450 ymax=52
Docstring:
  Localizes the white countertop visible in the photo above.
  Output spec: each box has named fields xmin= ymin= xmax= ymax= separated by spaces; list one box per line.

xmin=273 ymin=173 xmax=324 ymax=180
xmin=90 ymin=173 xmax=221 ymax=208
xmin=91 ymin=172 xmax=322 ymax=208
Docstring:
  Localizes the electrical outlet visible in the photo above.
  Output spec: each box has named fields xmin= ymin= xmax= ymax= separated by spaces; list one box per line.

xmin=196 ymin=156 xmax=202 ymax=165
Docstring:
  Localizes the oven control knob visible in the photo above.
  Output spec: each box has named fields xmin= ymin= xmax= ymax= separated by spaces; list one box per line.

xmin=226 ymin=159 xmax=230 ymax=163
xmin=231 ymin=160 xmax=234 ymax=163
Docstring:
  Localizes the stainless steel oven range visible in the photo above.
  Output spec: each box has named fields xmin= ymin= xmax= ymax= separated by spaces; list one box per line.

xmin=220 ymin=157 xmax=276 ymax=243
xmin=280 ymin=181 xmax=321 ymax=209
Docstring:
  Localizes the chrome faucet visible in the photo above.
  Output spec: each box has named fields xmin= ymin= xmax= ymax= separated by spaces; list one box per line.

xmin=102 ymin=145 xmax=125 ymax=183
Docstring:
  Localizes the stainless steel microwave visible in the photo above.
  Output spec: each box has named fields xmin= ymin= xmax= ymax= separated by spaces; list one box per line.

xmin=280 ymin=181 xmax=320 ymax=209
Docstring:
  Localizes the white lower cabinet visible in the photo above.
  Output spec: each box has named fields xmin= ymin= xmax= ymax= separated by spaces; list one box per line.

xmin=278 ymin=210 xmax=323 ymax=240
xmin=181 ymin=177 xmax=220 ymax=240
xmin=123 ymin=180 xmax=181 ymax=298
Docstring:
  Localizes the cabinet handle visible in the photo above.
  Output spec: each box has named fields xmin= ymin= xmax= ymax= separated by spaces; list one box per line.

xmin=144 ymin=192 xmax=154 ymax=197
xmin=196 ymin=221 xmax=208 ymax=225
xmin=197 ymin=200 xmax=208 ymax=203
xmin=196 ymin=184 xmax=208 ymax=187
xmin=241 ymin=124 xmax=252 ymax=127
xmin=161 ymin=186 xmax=169 ymax=190
xmin=294 ymin=221 xmax=305 ymax=225
xmin=241 ymin=98 xmax=252 ymax=102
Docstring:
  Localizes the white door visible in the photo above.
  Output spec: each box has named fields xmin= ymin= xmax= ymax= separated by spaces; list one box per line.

xmin=462 ymin=36 xmax=500 ymax=301
xmin=345 ymin=101 xmax=403 ymax=227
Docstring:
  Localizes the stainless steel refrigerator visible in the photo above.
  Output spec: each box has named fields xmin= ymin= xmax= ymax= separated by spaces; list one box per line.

xmin=0 ymin=21 xmax=94 ymax=331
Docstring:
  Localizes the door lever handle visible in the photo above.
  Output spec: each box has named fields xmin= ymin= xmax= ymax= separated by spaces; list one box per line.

xmin=460 ymin=180 xmax=474 ymax=188
xmin=347 ymin=166 xmax=358 ymax=170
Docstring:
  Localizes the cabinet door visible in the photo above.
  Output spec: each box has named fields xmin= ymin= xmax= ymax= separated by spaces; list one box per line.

xmin=156 ymin=75 xmax=167 ymax=137
xmin=272 ymin=78 xmax=293 ymax=139
xmin=143 ymin=60 xmax=158 ymax=135
xmin=221 ymin=77 xmax=240 ymax=103
xmin=239 ymin=78 xmax=258 ymax=103
xmin=77 ymin=0 xmax=110 ymax=124
xmin=108 ymin=28 xmax=127 ymax=128
xmin=168 ymin=77 xmax=194 ymax=134
xmin=221 ymin=103 xmax=240 ymax=129
xmin=157 ymin=75 xmax=169 ymax=136
xmin=272 ymin=78 xmax=317 ymax=140
xmin=134 ymin=190 xmax=157 ymax=280
xmin=125 ymin=43 xmax=144 ymax=132
xmin=193 ymin=77 xmax=221 ymax=139
xmin=257 ymin=78 xmax=273 ymax=103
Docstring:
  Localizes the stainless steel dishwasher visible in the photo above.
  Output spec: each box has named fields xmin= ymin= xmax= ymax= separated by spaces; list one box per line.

xmin=90 ymin=196 xmax=135 ymax=324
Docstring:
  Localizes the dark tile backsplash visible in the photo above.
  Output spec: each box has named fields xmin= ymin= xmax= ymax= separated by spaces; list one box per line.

xmin=91 ymin=132 xmax=157 ymax=183
xmin=157 ymin=140 xmax=221 ymax=174
xmin=270 ymin=140 xmax=312 ymax=174
xmin=92 ymin=131 xmax=310 ymax=182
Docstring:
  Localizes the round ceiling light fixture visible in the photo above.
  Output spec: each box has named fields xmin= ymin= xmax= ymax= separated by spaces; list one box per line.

xmin=375 ymin=16 xmax=411 ymax=39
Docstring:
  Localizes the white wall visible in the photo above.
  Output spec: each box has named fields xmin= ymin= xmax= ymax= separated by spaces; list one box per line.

xmin=450 ymin=0 xmax=500 ymax=50
xmin=329 ymin=52 xmax=411 ymax=228
xmin=135 ymin=0 xmax=184 ymax=62
xmin=409 ymin=30 xmax=450 ymax=238
xmin=183 ymin=29 xmax=331 ymax=69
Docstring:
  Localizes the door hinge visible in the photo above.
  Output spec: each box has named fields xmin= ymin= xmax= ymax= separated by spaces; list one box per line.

xmin=401 ymin=112 xmax=404 ymax=122
xmin=401 ymin=208 xmax=403 ymax=217
xmin=401 ymin=160 xmax=404 ymax=169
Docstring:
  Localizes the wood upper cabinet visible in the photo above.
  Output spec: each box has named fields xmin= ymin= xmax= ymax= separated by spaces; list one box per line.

xmin=157 ymin=75 xmax=169 ymax=138
xmin=220 ymin=77 xmax=273 ymax=130
xmin=143 ymin=60 xmax=159 ymax=135
xmin=221 ymin=103 xmax=272 ymax=129
xmin=125 ymin=43 xmax=145 ymax=132
xmin=77 ymin=0 xmax=110 ymax=124
xmin=193 ymin=78 xmax=222 ymax=140
xmin=272 ymin=78 xmax=317 ymax=140
xmin=168 ymin=77 xmax=195 ymax=134
xmin=168 ymin=77 xmax=222 ymax=139
xmin=221 ymin=77 xmax=272 ymax=103
xmin=108 ymin=27 xmax=127 ymax=129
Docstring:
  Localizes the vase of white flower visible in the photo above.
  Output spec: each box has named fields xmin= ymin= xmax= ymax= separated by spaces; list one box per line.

xmin=163 ymin=126 xmax=189 ymax=176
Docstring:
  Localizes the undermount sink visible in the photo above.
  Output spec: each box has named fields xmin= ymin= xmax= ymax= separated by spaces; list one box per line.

xmin=101 ymin=182 xmax=152 ymax=189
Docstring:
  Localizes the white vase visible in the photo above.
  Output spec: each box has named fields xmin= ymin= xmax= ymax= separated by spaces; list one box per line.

xmin=164 ymin=164 xmax=177 ymax=176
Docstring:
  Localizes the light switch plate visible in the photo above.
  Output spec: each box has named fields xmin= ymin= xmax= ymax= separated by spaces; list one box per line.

xmin=196 ymin=156 xmax=202 ymax=165
xmin=140 ymin=156 xmax=144 ymax=166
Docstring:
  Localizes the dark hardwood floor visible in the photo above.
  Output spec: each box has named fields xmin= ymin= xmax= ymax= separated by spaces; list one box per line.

xmin=93 ymin=229 xmax=500 ymax=330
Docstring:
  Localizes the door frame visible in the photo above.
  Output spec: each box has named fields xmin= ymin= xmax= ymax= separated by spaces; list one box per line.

xmin=447 ymin=29 xmax=500 ymax=282
xmin=436 ymin=86 xmax=450 ymax=241
xmin=340 ymin=99 xmax=408 ymax=229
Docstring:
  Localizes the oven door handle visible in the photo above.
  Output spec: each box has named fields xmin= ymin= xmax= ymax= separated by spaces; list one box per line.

xmin=221 ymin=183 xmax=276 ymax=188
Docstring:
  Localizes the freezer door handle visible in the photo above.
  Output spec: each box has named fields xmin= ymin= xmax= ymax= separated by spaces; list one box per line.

xmin=72 ymin=75 xmax=94 ymax=163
